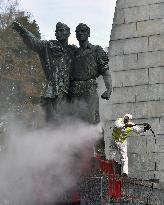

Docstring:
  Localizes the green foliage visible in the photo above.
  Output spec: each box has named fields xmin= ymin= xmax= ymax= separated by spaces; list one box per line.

xmin=0 ymin=0 xmax=45 ymax=116
xmin=17 ymin=16 xmax=41 ymax=39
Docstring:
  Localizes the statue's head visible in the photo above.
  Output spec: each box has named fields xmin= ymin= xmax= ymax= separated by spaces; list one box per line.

xmin=55 ymin=22 xmax=70 ymax=42
xmin=75 ymin=23 xmax=90 ymax=42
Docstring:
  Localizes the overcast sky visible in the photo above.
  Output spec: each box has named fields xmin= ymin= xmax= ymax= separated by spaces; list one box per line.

xmin=19 ymin=0 xmax=117 ymax=48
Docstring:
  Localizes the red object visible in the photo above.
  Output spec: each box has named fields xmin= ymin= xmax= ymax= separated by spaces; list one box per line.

xmin=96 ymin=156 xmax=114 ymax=174
xmin=108 ymin=176 xmax=122 ymax=198
xmin=71 ymin=191 xmax=80 ymax=202
xmin=96 ymin=157 xmax=123 ymax=199
xmin=36 ymin=152 xmax=124 ymax=203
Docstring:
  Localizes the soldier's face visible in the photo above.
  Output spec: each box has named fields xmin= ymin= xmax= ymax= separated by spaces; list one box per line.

xmin=76 ymin=26 xmax=89 ymax=42
xmin=55 ymin=27 xmax=69 ymax=42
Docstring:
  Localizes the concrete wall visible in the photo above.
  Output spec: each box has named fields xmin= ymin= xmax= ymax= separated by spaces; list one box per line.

xmin=104 ymin=0 xmax=164 ymax=182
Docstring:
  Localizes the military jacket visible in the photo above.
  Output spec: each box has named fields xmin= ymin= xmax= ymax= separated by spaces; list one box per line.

xmin=15 ymin=25 xmax=76 ymax=98
xmin=70 ymin=43 xmax=109 ymax=97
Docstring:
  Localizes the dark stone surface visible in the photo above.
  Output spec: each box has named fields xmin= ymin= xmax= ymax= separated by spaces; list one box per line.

xmin=12 ymin=22 xmax=112 ymax=126
xmin=12 ymin=21 xmax=76 ymax=122
xmin=109 ymin=178 xmax=164 ymax=205
xmin=69 ymin=23 xmax=112 ymax=124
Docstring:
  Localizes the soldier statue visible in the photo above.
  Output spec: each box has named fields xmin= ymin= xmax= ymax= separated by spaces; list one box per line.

xmin=12 ymin=21 xmax=76 ymax=123
xmin=69 ymin=23 xmax=112 ymax=124
xmin=69 ymin=23 xmax=112 ymax=155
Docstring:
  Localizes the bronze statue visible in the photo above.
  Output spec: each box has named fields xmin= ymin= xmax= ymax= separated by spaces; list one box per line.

xmin=12 ymin=21 xmax=76 ymax=122
xmin=69 ymin=23 xmax=112 ymax=124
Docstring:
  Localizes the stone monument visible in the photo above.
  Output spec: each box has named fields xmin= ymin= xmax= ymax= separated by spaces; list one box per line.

xmin=106 ymin=0 xmax=164 ymax=183
xmin=12 ymin=21 xmax=76 ymax=123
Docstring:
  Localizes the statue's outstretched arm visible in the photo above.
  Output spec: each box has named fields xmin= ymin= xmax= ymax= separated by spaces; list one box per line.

xmin=101 ymin=69 xmax=112 ymax=100
xmin=12 ymin=21 xmax=43 ymax=52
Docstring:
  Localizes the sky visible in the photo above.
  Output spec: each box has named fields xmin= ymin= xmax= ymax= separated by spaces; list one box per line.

xmin=19 ymin=0 xmax=117 ymax=48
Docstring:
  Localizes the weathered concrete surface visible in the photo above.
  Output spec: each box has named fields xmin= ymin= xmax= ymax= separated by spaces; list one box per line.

xmin=103 ymin=0 xmax=164 ymax=184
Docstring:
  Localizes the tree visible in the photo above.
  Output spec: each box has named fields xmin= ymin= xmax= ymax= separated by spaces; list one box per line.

xmin=0 ymin=0 xmax=45 ymax=118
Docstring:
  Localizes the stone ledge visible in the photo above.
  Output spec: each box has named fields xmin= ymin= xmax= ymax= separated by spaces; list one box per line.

xmin=149 ymin=35 xmax=164 ymax=51
xmin=135 ymin=84 xmax=164 ymax=102
xmin=114 ymin=3 xmax=164 ymax=25
xmin=111 ymin=84 xmax=164 ymax=103
xmin=138 ymin=51 xmax=164 ymax=68
xmin=110 ymin=87 xmax=136 ymax=104
xmin=124 ymin=176 xmax=164 ymax=190
xmin=137 ymin=19 xmax=164 ymax=36
xmin=149 ymin=67 xmax=164 ymax=84
xmin=111 ymin=19 xmax=164 ymax=41
xmin=150 ymin=3 xmax=164 ymax=19
xmin=109 ymin=101 xmax=164 ymax=120
xmin=111 ymin=23 xmax=137 ymax=40
xmin=109 ymin=51 xmax=164 ymax=71
xmin=109 ymin=84 xmax=164 ymax=103
xmin=124 ymin=5 xmax=149 ymax=23
xmin=128 ymin=170 xmax=158 ymax=181
xmin=112 ymin=68 xmax=148 ymax=87
xmin=117 ymin=0 xmax=164 ymax=9
xmin=109 ymin=37 xmax=148 ymax=56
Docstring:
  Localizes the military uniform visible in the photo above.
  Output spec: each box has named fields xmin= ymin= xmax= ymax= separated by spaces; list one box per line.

xmin=13 ymin=24 xmax=76 ymax=122
xmin=69 ymin=43 xmax=109 ymax=124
